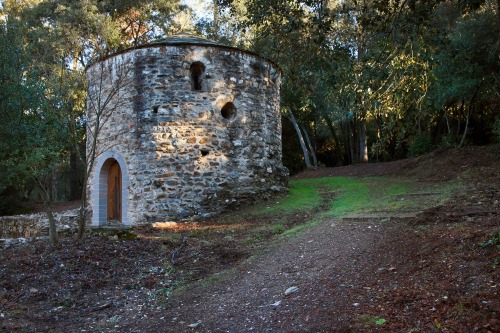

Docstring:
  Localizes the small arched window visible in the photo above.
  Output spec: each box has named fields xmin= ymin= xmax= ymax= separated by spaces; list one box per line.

xmin=190 ymin=61 xmax=206 ymax=91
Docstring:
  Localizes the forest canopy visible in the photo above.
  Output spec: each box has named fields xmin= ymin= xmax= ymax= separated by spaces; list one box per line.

xmin=0 ymin=0 xmax=499 ymax=207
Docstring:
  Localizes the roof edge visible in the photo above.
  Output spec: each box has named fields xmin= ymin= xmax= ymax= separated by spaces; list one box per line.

xmin=86 ymin=37 xmax=282 ymax=75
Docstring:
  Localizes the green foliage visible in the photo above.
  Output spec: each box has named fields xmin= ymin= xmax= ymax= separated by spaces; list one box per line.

xmin=408 ymin=133 xmax=433 ymax=157
xmin=431 ymin=1 xmax=499 ymax=108
xmin=215 ymin=0 xmax=500 ymax=164
xmin=4 ymin=0 xmax=185 ymax=66
xmin=0 ymin=16 xmax=65 ymax=193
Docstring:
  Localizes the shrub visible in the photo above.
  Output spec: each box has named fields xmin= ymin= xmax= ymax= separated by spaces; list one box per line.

xmin=408 ymin=133 xmax=433 ymax=157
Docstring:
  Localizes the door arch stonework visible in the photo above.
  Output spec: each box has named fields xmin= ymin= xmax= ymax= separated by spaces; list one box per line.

xmin=91 ymin=151 xmax=130 ymax=226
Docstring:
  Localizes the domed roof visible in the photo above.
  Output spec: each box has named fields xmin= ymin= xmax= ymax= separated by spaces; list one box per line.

xmin=149 ymin=32 xmax=226 ymax=47
xmin=87 ymin=32 xmax=280 ymax=73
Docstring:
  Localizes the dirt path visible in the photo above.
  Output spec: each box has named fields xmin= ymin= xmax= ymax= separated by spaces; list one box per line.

xmin=134 ymin=209 xmax=498 ymax=332
xmin=156 ymin=218 xmax=382 ymax=332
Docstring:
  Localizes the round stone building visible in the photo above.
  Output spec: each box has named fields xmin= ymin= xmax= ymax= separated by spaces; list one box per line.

xmin=86 ymin=33 xmax=289 ymax=226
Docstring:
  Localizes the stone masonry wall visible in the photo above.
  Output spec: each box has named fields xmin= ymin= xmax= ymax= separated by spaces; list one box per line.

xmin=86 ymin=42 xmax=288 ymax=226
xmin=0 ymin=209 xmax=79 ymax=241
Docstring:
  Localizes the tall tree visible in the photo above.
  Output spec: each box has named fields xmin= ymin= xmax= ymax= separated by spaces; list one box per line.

xmin=0 ymin=15 xmax=74 ymax=245
xmin=429 ymin=0 xmax=499 ymax=147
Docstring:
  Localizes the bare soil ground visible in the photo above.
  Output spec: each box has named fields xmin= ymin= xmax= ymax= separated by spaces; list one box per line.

xmin=1 ymin=145 xmax=499 ymax=332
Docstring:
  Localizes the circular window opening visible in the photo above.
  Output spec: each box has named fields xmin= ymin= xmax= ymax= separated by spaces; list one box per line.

xmin=221 ymin=102 xmax=237 ymax=120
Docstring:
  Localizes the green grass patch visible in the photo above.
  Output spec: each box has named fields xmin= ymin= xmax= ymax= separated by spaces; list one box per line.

xmin=320 ymin=177 xmax=372 ymax=216
xmin=321 ymin=177 xmax=458 ymax=217
xmin=251 ymin=179 xmax=325 ymax=215
xmin=253 ymin=176 xmax=458 ymax=219
xmin=247 ymin=176 xmax=459 ymax=237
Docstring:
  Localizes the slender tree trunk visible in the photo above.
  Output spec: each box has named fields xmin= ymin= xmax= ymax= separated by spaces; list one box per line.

xmin=69 ymin=152 xmax=80 ymax=201
xmin=77 ymin=127 xmax=98 ymax=240
xmin=458 ymin=89 xmax=479 ymax=149
xmin=36 ymin=177 xmax=58 ymax=246
xmin=44 ymin=203 xmax=58 ymax=246
xmin=457 ymin=99 xmax=465 ymax=136
xmin=77 ymin=178 xmax=88 ymax=240
xmin=77 ymin=92 xmax=99 ymax=240
xmin=344 ymin=121 xmax=352 ymax=165
xmin=457 ymin=103 xmax=472 ymax=149
xmin=444 ymin=109 xmax=451 ymax=135
xmin=359 ymin=117 xmax=368 ymax=163
xmin=301 ymin=125 xmax=318 ymax=169
xmin=51 ymin=172 xmax=57 ymax=201
xmin=285 ymin=109 xmax=313 ymax=169
xmin=375 ymin=125 xmax=380 ymax=163
xmin=322 ymin=114 xmax=343 ymax=165
xmin=349 ymin=119 xmax=357 ymax=164
xmin=375 ymin=114 xmax=384 ymax=163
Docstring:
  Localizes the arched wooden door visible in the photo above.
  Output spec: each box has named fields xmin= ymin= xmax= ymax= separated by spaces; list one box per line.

xmin=107 ymin=160 xmax=122 ymax=222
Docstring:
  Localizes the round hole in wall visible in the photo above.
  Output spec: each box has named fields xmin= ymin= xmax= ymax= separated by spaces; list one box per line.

xmin=221 ymin=102 xmax=237 ymax=120
xmin=200 ymin=148 xmax=210 ymax=156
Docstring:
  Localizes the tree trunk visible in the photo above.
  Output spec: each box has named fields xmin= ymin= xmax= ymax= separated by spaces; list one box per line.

xmin=285 ymin=109 xmax=313 ymax=169
xmin=349 ymin=119 xmax=357 ymax=164
xmin=36 ymin=177 xmax=58 ymax=246
xmin=457 ymin=103 xmax=472 ymax=149
xmin=322 ymin=114 xmax=343 ymax=165
xmin=44 ymin=203 xmax=58 ymax=246
xmin=69 ymin=152 xmax=80 ymax=201
xmin=444 ymin=109 xmax=451 ymax=135
xmin=458 ymin=89 xmax=479 ymax=149
xmin=77 ymin=129 xmax=98 ymax=240
xmin=359 ymin=118 xmax=368 ymax=163
xmin=457 ymin=99 xmax=465 ymax=136
xmin=301 ymin=125 xmax=318 ymax=169
xmin=76 ymin=182 xmax=88 ymax=240
xmin=343 ymin=121 xmax=353 ymax=165
xmin=375 ymin=114 xmax=384 ymax=163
